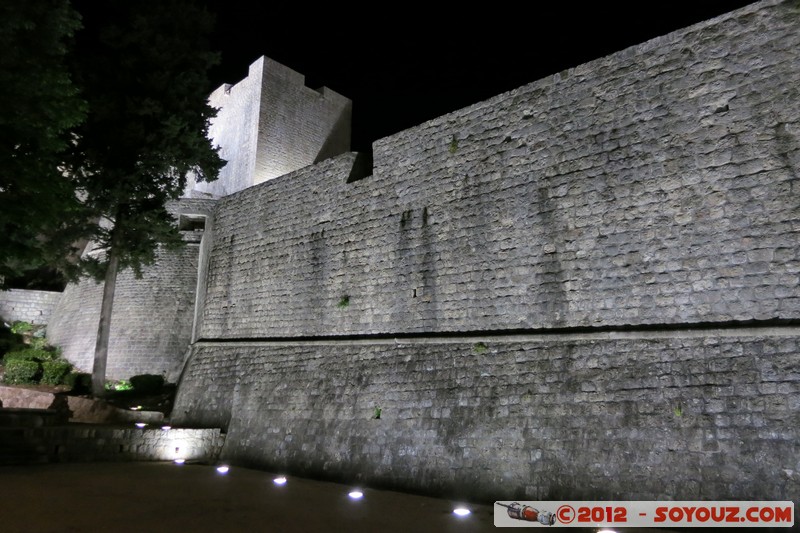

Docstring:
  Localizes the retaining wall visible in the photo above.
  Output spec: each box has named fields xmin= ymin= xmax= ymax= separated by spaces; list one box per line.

xmin=173 ymin=331 xmax=799 ymax=501
xmin=12 ymin=426 xmax=224 ymax=464
xmin=0 ymin=289 xmax=61 ymax=326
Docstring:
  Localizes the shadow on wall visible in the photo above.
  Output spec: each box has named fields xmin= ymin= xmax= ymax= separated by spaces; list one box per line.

xmin=314 ymin=104 xmax=354 ymax=165
xmin=346 ymin=151 xmax=373 ymax=183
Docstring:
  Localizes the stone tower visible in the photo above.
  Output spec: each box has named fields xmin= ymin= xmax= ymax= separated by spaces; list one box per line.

xmin=185 ymin=56 xmax=352 ymax=197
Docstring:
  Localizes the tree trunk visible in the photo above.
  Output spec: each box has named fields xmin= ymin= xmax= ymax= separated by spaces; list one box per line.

xmin=91 ymin=251 xmax=120 ymax=397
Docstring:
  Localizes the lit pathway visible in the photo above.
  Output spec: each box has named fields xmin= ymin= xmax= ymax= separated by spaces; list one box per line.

xmin=1 ymin=462 xmax=497 ymax=532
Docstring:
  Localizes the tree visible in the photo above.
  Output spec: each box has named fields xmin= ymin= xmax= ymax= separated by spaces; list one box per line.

xmin=0 ymin=0 xmax=88 ymax=285
xmin=65 ymin=0 xmax=224 ymax=395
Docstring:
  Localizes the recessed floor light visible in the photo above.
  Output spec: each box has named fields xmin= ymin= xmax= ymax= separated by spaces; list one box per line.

xmin=216 ymin=466 xmax=230 ymax=474
xmin=135 ymin=422 xmax=146 ymax=428
xmin=273 ymin=477 xmax=287 ymax=485
xmin=161 ymin=425 xmax=171 ymax=430
xmin=348 ymin=490 xmax=364 ymax=500
xmin=453 ymin=507 xmax=471 ymax=516
xmin=173 ymin=459 xmax=185 ymax=465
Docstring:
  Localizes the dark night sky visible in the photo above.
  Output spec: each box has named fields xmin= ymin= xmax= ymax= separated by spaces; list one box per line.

xmin=205 ymin=2 xmax=756 ymax=152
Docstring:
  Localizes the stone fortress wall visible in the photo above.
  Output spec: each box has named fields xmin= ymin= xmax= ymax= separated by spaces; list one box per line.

xmin=172 ymin=0 xmax=800 ymax=502
xmin=47 ymin=199 xmax=217 ymax=381
xmin=49 ymin=0 xmax=799 ymax=503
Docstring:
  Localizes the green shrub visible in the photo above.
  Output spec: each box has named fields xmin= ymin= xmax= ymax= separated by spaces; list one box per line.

xmin=130 ymin=374 xmax=165 ymax=394
xmin=41 ymin=359 xmax=72 ymax=385
xmin=105 ymin=379 xmax=133 ymax=391
xmin=10 ymin=321 xmax=33 ymax=334
xmin=29 ymin=336 xmax=48 ymax=350
xmin=3 ymin=348 xmax=54 ymax=366
xmin=3 ymin=359 xmax=40 ymax=384
xmin=63 ymin=372 xmax=78 ymax=388
xmin=0 ymin=326 xmax=24 ymax=357
xmin=65 ymin=372 xmax=91 ymax=394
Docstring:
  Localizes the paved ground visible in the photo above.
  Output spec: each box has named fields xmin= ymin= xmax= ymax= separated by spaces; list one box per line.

xmin=1 ymin=462 xmax=498 ymax=533
xmin=0 ymin=462 xmax=705 ymax=533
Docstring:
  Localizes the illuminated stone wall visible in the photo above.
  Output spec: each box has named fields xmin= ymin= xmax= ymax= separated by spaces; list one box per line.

xmin=173 ymin=0 xmax=800 ymax=502
xmin=195 ymin=2 xmax=799 ymax=340
xmin=0 ymin=289 xmax=61 ymax=325
xmin=14 ymin=426 xmax=224 ymax=464
xmin=174 ymin=332 xmax=799 ymax=501
xmin=47 ymin=199 xmax=216 ymax=381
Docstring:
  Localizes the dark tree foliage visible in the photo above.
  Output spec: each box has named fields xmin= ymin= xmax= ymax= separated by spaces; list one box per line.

xmin=64 ymin=0 xmax=224 ymax=395
xmin=0 ymin=0 xmax=88 ymax=285
xmin=68 ymin=0 xmax=224 ymax=278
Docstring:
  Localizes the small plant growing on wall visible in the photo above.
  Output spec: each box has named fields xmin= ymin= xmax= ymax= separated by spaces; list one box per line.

xmin=449 ymin=134 xmax=458 ymax=154
xmin=337 ymin=295 xmax=350 ymax=308
xmin=473 ymin=342 xmax=488 ymax=354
